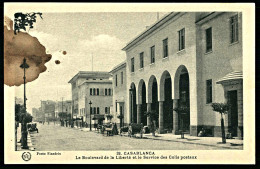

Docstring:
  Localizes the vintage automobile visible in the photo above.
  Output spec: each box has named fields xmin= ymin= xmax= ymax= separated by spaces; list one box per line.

xmin=27 ymin=122 xmax=39 ymax=133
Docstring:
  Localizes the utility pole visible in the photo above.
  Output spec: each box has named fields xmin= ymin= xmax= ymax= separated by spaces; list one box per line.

xmin=92 ymin=53 xmax=93 ymax=71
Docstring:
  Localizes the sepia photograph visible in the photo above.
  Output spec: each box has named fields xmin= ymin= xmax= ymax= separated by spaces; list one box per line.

xmin=4 ymin=3 xmax=255 ymax=164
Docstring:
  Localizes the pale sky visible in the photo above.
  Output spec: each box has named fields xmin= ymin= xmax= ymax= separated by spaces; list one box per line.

xmin=8 ymin=12 xmax=169 ymax=112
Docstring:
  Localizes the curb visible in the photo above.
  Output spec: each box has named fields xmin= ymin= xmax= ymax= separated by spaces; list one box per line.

xmin=119 ymin=133 xmax=242 ymax=150
xmin=27 ymin=131 xmax=35 ymax=151
xmin=144 ymin=136 xmax=242 ymax=149
xmin=16 ymin=130 xmax=35 ymax=151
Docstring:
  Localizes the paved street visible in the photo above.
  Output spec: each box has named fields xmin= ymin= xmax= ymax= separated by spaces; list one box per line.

xmin=29 ymin=123 xmax=229 ymax=151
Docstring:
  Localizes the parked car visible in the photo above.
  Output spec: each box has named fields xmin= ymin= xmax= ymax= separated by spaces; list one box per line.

xmin=27 ymin=122 xmax=39 ymax=133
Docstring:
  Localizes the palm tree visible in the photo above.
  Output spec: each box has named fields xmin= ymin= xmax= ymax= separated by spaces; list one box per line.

xmin=211 ymin=103 xmax=229 ymax=143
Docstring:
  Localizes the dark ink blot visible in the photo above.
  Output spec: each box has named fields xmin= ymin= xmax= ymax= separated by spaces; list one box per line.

xmin=62 ymin=51 xmax=67 ymax=55
xmin=14 ymin=12 xmax=43 ymax=35
xmin=55 ymin=60 xmax=61 ymax=64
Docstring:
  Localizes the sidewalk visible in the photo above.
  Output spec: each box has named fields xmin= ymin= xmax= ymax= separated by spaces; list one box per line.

xmin=16 ymin=124 xmax=35 ymax=151
xmin=136 ymin=133 xmax=243 ymax=150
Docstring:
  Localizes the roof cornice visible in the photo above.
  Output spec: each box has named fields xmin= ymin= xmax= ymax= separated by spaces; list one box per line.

xmin=122 ymin=12 xmax=181 ymax=51
xmin=195 ymin=12 xmax=224 ymax=25
xmin=109 ymin=61 xmax=126 ymax=74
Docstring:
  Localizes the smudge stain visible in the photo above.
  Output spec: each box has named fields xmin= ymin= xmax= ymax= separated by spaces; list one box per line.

xmin=4 ymin=16 xmax=52 ymax=87
xmin=62 ymin=51 xmax=67 ymax=55
xmin=55 ymin=60 xmax=60 ymax=64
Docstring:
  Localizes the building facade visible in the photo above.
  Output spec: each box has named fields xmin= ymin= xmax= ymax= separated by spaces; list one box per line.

xmin=68 ymin=71 xmax=113 ymax=127
xmin=55 ymin=100 xmax=72 ymax=118
xmin=121 ymin=12 xmax=243 ymax=138
xmin=41 ymin=100 xmax=56 ymax=122
xmin=109 ymin=62 xmax=127 ymax=127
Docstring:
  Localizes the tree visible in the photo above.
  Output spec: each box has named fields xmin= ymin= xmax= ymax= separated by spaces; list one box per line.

xmin=144 ymin=110 xmax=158 ymax=136
xmin=15 ymin=103 xmax=23 ymax=122
xmin=211 ymin=103 xmax=229 ymax=143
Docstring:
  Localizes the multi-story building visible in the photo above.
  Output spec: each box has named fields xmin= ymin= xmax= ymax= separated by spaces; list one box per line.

xmin=121 ymin=12 xmax=243 ymax=139
xmin=68 ymin=71 xmax=113 ymax=127
xmin=109 ymin=61 xmax=127 ymax=127
xmin=41 ymin=100 xmax=56 ymax=121
xmin=55 ymin=100 xmax=72 ymax=118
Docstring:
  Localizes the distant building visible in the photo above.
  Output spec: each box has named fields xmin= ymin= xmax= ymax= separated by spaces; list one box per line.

xmin=32 ymin=108 xmax=38 ymax=120
xmin=41 ymin=100 xmax=56 ymax=122
xmin=68 ymin=71 xmax=113 ymax=128
xmin=55 ymin=100 xmax=72 ymax=118
xmin=109 ymin=62 xmax=127 ymax=127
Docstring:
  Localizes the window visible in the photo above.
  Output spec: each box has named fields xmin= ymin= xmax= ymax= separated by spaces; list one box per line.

xmin=115 ymin=102 xmax=117 ymax=112
xmin=121 ymin=72 xmax=123 ymax=84
xmin=105 ymin=88 xmax=107 ymax=95
xmin=109 ymin=88 xmax=111 ymax=95
xmin=206 ymin=79 xmax=212 ymax=104
xmin=115 ymin=75 xmax=118 ymax=86
xmin=94 ymin=107 xmax=96 ymax=114
xmin=131 ymin=57 xmax=135 ymax=72
xmin=150 ymin=46 xmax=155 ymax=63
xmin=206 ymin=27 xmax=212 ymax=52
xmin=140 ymin=52 xmax=144 ymax=68
xmin=178 ymin=28 xmax=185 ymax=51
xmin=97 ymin=107 xmax=99 ymax=114
xmin=90 ymin=107 xmax=92 ymax=114
xmin=163 ymin=38 xmax=168 ymax=58
xmin=230 ymin=14 xmax=238 ymax=43
xmin=97 ymin=88 xmax=99 ymax=95
xmin=105 ymin=107 xmax=107 ymax=114
xmin=93 ymin=88 xmax=96 ymax=95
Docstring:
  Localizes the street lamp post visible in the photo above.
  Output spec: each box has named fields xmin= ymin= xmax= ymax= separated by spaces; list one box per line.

xmin=20 ymin=58 xmax=29 ymax=149
xmin=89 ymin=101 xmax=92 ymax=131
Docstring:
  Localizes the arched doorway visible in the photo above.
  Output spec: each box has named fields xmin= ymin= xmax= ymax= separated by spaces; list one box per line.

xmin=148 ymin=76 xmax=159 ymax=128
xmin=174 ymin=66 xmax=190 ymax=132
xmin=160 ymin=71 xmax=173 ymax=132
xmin=141 ymin=81 xmax=147 ymax=125
xmin=129 ymin=83 xmax=137 ymax=123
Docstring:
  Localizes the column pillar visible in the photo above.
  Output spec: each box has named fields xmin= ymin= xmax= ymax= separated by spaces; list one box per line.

xmin=172 ymin=99 xmax=179 ymax=134
xmin=147 ymin=103 xmax=151 ymax=127
xmin=159 ymin=101 xmax=164 ymax=134
xmin=137 ymin=104 xmax=142 ymax=124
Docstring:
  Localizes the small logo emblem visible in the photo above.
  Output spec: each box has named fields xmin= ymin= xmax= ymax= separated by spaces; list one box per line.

xmin=22 ymin=152 xmax=31 ymax=161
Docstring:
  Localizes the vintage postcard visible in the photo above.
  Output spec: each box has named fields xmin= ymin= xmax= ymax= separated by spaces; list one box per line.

xmin=4 ymin=3 xmax=255 ymax=164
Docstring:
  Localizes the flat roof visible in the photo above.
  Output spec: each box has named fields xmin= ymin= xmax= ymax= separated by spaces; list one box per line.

xmin=109 ymin=61 xmax=126 ymax=74
xmin=68 ymin=71 xmax=111 ymax=83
